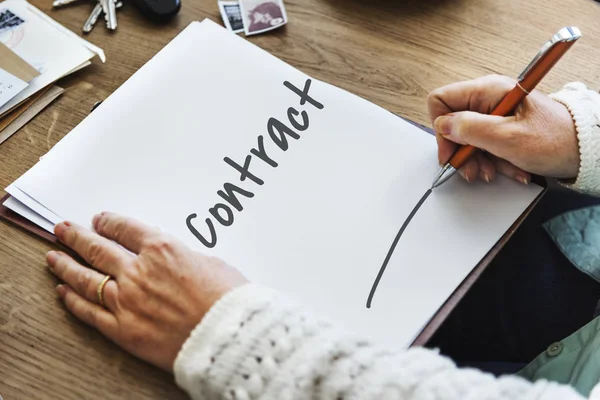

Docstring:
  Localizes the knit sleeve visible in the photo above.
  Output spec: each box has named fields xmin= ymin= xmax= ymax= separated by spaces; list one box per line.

xmin=173 ymin=284 xmax=584 ymax=400
xmin=549 ymin=82 xmax=600 ymax=195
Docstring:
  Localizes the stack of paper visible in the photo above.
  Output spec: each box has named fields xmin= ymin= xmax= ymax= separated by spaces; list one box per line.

xmin=2 ymin=20 xmax=543 ymax=347
xmin=0 ymin=0 xmax=104 ymax=144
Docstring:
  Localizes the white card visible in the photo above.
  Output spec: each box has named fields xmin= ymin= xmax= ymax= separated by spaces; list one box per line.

xmin=0 ymin=67 xmax=27 ymax=107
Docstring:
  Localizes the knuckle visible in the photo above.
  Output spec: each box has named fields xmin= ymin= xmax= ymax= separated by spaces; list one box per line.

xmin=77 ymin=270 xmax=95 ymax=292
xmin=144 ymin=236 xmax=175 ymax=254
xmin=122 ymin=262 xmax=145 ymax=287
xmin=484 ymin=74 xmax=513 ymax=87
xmin=67 ymin=228 xmax=80 ymax=246
xmin=86 ymin=306 xmax=99 ymax=325
xmin=455 ymin=115 xmax=470 ymax=138
xmin=471 ymin=80 xmax=489 ymax=105
xmin=86 ymin=242 xmax=105 ymax=266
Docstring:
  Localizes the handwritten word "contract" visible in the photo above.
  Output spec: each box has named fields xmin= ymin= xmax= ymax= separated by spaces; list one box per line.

xmin=186 ymin=79 xmax=324 ymax=248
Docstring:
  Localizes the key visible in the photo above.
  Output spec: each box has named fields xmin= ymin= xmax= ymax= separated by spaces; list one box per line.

xmin=82 ymin=2 xmax=103 ymax=33
xmin=52 ymin=0 xmax=81 ymax=7
xmin=83 ymin=1 xmax=122 ymax=34
xmin=104 ymin=0 xmax=118 ymax=30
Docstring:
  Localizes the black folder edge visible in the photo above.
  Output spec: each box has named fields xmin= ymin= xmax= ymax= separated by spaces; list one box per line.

xmin=0 ymin=115 xmax=547 ymax=347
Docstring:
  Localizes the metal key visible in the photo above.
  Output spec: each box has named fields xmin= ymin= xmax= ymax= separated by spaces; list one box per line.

xmin=104 ymin=0 xmax=118 ymax=30
xmin=83 ymin=1 xmax=122 ymax=33
xmin=82 ymin=2 xmax=103 ymax=33
xmin=52 ymin=0 xmax=81 ymax=8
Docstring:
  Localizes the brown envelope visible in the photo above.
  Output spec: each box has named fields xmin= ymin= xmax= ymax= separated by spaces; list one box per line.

xmin=0 ymin=42 xmax=39 ymax=82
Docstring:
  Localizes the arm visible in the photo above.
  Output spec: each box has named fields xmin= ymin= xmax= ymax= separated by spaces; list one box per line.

xmin=174 ymin=284 xmax=583 ymax=400
xmin=550 ymin=82 xmax=600 ymax=195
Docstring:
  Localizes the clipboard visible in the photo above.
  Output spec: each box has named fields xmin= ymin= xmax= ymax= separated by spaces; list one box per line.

xmin=0 ymin=115 xmax=547 ymax=347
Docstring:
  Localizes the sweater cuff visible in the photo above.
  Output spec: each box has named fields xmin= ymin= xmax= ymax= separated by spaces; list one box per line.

xmin=173 ymin=283 xmax=278 ymax=397
xmin=549 ymin=82 xmax=600 ymax=195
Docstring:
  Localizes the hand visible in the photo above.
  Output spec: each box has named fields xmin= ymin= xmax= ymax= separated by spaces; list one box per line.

xmin=428 ymin=74 xmax=580 ymax=184
xmin=46 ymin=213 xmax=248 ymax=372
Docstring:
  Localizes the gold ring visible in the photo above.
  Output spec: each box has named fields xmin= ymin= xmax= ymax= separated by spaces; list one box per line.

xmin=97 ymin=275 xmax=112 ymax=307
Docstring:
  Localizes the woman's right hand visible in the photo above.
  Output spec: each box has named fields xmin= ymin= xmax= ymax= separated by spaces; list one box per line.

xmin=428 ymin=74 xmax=580 ymax=184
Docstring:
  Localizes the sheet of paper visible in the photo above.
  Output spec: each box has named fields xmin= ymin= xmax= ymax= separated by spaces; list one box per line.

xmin=0 ymin=0 xmax=103 ymax=116
xmin=8 ymin=20 xmax=543 ymax=348
xmin=6 ymin=184 xmax=63 ymax=224
xmin=3 ymin=196 xmax=54 ymax=232
xmin=0 ymin=67 xmax=27 ymax=108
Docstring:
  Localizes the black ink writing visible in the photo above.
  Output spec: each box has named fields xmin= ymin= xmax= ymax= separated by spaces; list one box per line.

xmin=267 ymin=117 xmax=299 ymax=151
xmin=366 ymin=189 xmax=433 ymax=308
xmin=224 ymin=156 xmax=265 ymax=185
xmin=210 ymin=203 xmax=235 ymax=226
xmin=287 ymin=108 xmax=309 ymax=131
xmin=250 ymin=136 xmax=279 ymax=168
xmin=217 ymin=183 xmax=254 ymax=212
xmin=186 ymin=214 xmax=217 ymax=248
xmin=186 ymin=79 xmax=324 ymax=248
xmin=284 ymin=79 xmax=324 ymax=110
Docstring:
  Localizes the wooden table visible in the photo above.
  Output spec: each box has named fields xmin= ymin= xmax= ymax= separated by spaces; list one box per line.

xmin=1 ymin=0 xmax=599 ymax=398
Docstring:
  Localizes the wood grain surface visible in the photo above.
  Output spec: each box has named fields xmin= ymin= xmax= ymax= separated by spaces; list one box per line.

xmin=1 ymin=0 xmax=600 ymax=398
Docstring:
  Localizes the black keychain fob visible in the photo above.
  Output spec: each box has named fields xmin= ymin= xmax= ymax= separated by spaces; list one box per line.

xmin=132 ymin=0 xmax=181 ymax=22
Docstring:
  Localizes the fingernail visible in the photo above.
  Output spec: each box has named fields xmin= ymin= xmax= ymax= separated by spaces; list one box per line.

xmin=434 ymin=115 xmax=453 ymax=135
xmin=54 ymin=221 xmax=71 ymax=240
xmin=483 ymin=173 xmax=491 ymax=184
xmin=465 ymin=172 xmax=471 ymax=183
xmin=46 ymin=251 xmax=60 ymax=266
xmin=56 ymin=284 xmax=66 ymax=298
xmin=92 ymin=214 xmax=101 ymax=230
xmin=517 ymin=175 xmax=529 ymax=185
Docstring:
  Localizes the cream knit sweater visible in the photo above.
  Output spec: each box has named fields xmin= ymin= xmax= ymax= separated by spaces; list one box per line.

xmin=174 ymin=83 xmax=600 ymax=400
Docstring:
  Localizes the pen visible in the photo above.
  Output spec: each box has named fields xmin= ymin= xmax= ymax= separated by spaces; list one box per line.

xmin=431 ymin=26 xmax=582 ymax=189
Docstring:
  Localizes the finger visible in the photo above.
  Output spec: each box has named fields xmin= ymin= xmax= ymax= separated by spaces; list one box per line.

xmin=433 ymin=111 xmax=519 ymax=160
xmin=428 ymin=75 xmax=516 ymax=124
xmin=436 ymin=131 xmax=457 ymax=165
xmin=57 ymin=284 xmax=118 ymax=339
xmin=54 ymin=221 xmax=132 ymax=277
xmin=490 ymin=155 xmax=531 ymax=185
xmin=93 ymin=212 xmax=160 ymax=254
xmin=47 ymin=251 xmax=118 ymax=310
xmin=458 ymin=157 xmax=479 ymax=183
xmin=476 ymin=152 xmax=496 ymax=183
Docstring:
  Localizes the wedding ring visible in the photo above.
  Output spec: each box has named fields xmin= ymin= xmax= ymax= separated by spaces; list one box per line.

xmin=97 ymin=275 xmax=112 ymax=307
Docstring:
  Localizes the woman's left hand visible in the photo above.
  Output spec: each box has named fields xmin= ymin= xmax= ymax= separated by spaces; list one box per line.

xmin=46 ymin=212 xmax=248 ymax=372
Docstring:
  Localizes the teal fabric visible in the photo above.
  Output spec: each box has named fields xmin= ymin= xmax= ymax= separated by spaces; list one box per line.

xmin=517 ymin=316 xmax=600 ymax=397
xmin=544 ymin=206 xmax=600 ymax=284
xmin=516 ymin=206 xmax=600 ymax=396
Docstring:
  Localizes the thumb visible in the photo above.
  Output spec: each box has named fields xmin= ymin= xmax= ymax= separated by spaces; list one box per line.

xmin=433 ymin=111 xmax=516 ymax=157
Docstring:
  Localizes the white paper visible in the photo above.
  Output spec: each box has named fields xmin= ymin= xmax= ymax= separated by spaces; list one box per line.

xmin=0 ymin=0 xmax=102 ymax=115
xmin=6 ymin=184 xmax=63 ymax=224
xmin=7 ymin=20 xmax=543 ymax=348
xmin=0 ymin=67 xmax=27 ymax=107
xmin=3 ymin=196 xmax=55 ymax=232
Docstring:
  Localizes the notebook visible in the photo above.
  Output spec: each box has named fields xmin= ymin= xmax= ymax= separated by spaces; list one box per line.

xmin=0 ymin=19 xmax=545 ymax=348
